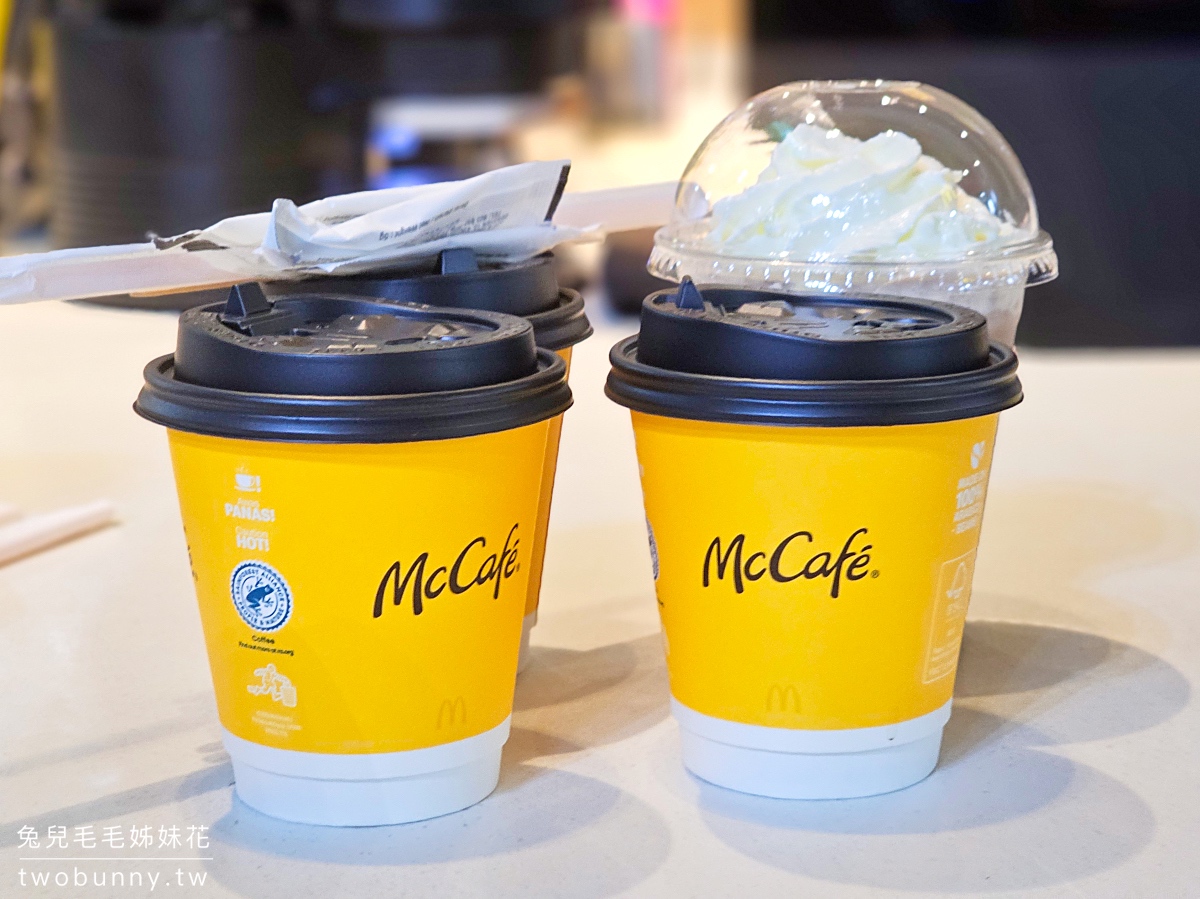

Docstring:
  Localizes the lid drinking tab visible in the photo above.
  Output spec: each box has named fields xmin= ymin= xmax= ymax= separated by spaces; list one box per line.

xmin=173 ymin=284 xmax=538 ymax=397
xmin=636 ymin=279 xmax=991 ymax=381
xmin=220 ymin=282 xmax=305 ymax=336
xmin=223 ymin=282 xmax=272 ymax=318
xmin=675 ymin=278 xmax=705 ymax=310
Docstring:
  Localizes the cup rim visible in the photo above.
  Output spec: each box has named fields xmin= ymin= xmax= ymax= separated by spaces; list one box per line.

xmin=606 ymin=336 xmax=1021 ymax=428
xmin=136 ymin=347 xmax=572 ymax=444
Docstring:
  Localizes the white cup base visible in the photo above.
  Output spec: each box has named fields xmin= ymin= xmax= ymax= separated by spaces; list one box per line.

xmin=516 ymin=611 xmax=537 ymax=674
xmin=672 ymin=698 xmax=950 ymax=800
xmin=223 ymin=717 xmax=510 ymax=826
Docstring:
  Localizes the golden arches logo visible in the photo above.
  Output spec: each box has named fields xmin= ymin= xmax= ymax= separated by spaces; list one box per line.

xmin=766 ymin=684 xmax=801 ymax=714
xmin=437 ymin=697 xmax=467 ymax=728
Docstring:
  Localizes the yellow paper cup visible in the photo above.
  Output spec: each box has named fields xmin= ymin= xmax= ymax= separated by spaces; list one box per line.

xmin=136 ymin=286 xmax=572 ymax=824
xmin=262 ymin=255 xmax=593 ymax=671
xmin=607 ymin=282 xmax=1022 ymax=798
xmin=520 ymin=346 xmax=573 ymax=670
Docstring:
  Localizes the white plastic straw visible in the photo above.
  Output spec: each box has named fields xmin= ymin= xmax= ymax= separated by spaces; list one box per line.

xmin=554 ymin=181 xmax=677 ymax=233
xmin=0 ymin=176 xmax=679 ymax=306
xmin=0 ymin=501 xmax=117 ymax=567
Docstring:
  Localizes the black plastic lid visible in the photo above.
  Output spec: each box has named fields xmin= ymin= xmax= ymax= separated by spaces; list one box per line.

xmin=260 ymin=250 xmax=592 ymax=350
xmin=523 ymin=289 xmax=593 ymax=352
xmin=175 ymin=282 xmax=537 ymax=396
xmin=135 ymin=283 xmax=572 ymax=443
xmin=259 ymin=249 xmax=559 ymax=316
xmin=606 ymin=280 xmax=1021 ymax=427
xmin=263 ymin=250 xmax=552 ymax=317
xmin=637 ymin=280 xmax=990 ymax=381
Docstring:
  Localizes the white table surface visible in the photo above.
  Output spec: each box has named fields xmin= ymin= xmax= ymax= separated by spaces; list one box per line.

xmin=1 ymin=296 xmax=1199 ymax=898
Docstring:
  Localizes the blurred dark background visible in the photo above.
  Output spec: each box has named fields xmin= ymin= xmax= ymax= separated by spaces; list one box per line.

xmin=3 ymin=0 xmax=578 ymax=247
xmin=752 ymin=0 xmax=1200 ymax=345
xmin=1 ymin=0 xmax=1199 ymax=345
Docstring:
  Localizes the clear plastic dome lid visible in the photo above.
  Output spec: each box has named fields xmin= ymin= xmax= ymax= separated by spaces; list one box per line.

xmin=650 ymin=81 xmax=1057 ymax=299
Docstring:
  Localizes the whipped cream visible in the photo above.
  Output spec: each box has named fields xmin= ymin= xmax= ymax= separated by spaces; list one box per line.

xmin=704 ymin=124 xmax=1022 ymax=262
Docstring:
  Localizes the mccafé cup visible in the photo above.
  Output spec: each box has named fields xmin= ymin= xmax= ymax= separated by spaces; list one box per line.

xmin=606 ymin=280 xmax=1022 ymax=799
xmin=135 ymin=283 xmax=571 ymax=825
xmin=263 ymin=249 xmax=592 ymax=670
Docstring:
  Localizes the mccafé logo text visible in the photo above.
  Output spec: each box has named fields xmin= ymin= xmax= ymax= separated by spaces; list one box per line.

xmin=373 ymin=524 xmax=520 ymax=618
xmin=703 ymin=528 xmax=873 ymax=599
